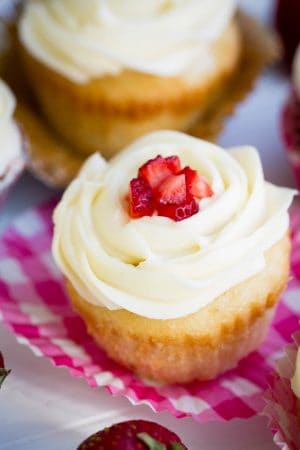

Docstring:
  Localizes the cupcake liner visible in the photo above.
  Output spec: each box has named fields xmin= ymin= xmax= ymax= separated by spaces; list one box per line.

xmin=0 ymin=11 xmax=280 ymax=189
xmin=282 ymin=91 xmax=300 ymax=189
xmin=263 ymin=332 xmax=300 ymax=450
xmin=190 ymin=11 xmax=281 ymax=141
xmin=0 ymin=200 xmax=299 ymax=423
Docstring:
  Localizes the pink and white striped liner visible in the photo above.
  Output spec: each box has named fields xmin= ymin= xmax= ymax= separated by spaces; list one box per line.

xmin=0 ymin=199 xmax=299 ymax=423
xmin=263 ymin=331 xmax=300 ymax=450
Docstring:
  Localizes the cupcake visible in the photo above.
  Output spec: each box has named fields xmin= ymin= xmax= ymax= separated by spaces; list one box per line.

xmin=18 ymin=0 xmax=242 ymax=159
xmin=0 ymin=78 xmax=24 ymax=205
xmin=52 ymin=131 xmax=296 ymax=384
xmin=282 ymin=44 xmax=300 ymax=188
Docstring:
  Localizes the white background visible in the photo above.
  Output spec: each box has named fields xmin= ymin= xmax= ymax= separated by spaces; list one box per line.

xmin=0 ymin=1 xmax=296 ymax=449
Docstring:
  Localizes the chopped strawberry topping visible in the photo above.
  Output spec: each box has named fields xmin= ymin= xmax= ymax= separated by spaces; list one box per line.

xmin=128 ymin=154 xmax=213 ymax=222
xmin=129 ymin=178 xmax=154 ymax=218
xmin=180 ymin=166 xmax=213 ymax=200
xmin=138 ymin=155 xmax=181 ymax=190
xmin=156 ymin=174 xmax=186 ymax=205
xmin=157 ymin=196 xmax=199 ymax=222
xmin=165 ymin=155 xmax=181 ymax=174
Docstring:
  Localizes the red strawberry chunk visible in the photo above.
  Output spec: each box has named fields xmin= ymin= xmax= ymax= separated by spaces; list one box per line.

xmin=156 ymin=174 xmax=186 ymax=205
xmin=165 ymin=155 xmax=181 ymax=174
xmin=129 ymin=178 xmax=154 ymax=218
xmin=138 ymin=155 xmax=180 ymax=190
xmin=157 ymin=196 xmax=199 ymax=222
xmin=181 ymin=166 xmax=213 ymax=200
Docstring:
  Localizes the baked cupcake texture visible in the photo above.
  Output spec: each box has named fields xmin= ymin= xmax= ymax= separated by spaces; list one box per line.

xmin=282 ymin=44 xmax=300 ymax=188
xmin=0 ymin=78 xmax=24 ymax=203
xmin=18 ymin=0 xmax=241 ymax=158
xmin=52 ymin=131 xmax=295 ymax=383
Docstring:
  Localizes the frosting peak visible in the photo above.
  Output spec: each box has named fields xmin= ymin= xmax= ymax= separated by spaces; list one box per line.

xmin=52 ymin=131 xmax=296 ymax=319
xmin=19 ymin=0 xmax=237 ymax=83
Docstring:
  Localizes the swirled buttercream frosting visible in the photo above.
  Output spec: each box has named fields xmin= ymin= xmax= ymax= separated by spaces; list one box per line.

xmin=52 ymin=131 xmax=296 ymax=319
xmin=19 ymin=0 xmax=237 ymax=83
xmin=0 ymin=80 xmax=22 ymax=177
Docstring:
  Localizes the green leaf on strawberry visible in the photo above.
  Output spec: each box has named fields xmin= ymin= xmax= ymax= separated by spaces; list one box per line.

xmin=0 ymin=352 xmax=10 ymax=388
xmin=138 ymin=433 xmax=186 ymax=450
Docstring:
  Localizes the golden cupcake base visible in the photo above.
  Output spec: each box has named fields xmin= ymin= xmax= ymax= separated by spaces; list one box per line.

xmin=0 ymin=12 xmax=280 ymax=189
xmin=67 ymin=235 xmax=290 ymax=384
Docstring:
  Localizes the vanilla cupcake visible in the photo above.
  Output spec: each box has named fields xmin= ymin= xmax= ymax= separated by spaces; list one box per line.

xmin=52 ymin=131 xmax=296 ymax=383
xmin=18 ymin=0 xmax=241 ymax=159
xmin=0 ymin=79 xmax=24 ymax=203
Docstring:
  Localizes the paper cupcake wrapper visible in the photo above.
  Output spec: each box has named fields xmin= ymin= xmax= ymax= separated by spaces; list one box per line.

xmin=0 ymin=11 xmax=280 ymax=189
xmin=0 ymin=199 xmax=299 ymax=423
xmin=263 ymin=332 xmax=300 ymax=450
xmin=282 ymin=91 xmax=300 ymax=190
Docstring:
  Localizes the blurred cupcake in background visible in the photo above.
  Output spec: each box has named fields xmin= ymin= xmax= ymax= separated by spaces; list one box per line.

xmin=0 ymin=0 xmax=279 ymax=188
xmin=0 ymin=78 xmax=24 ymax=206
xmin=282 ymin=45 xmax=300 ymax=189
xmin=18 ymin=0 xmax=242 ymax=159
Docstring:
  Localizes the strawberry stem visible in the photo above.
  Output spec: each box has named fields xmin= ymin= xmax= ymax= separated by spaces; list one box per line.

xmin=137 ymin=433 xmax=167 ymax=450
xmin=0 ymin=368 xmax=11 ymax=388
xmin=171 ymin=443 xmax=186 ymax=450
xmin=137 ymin=433 xmax=185 ymax=450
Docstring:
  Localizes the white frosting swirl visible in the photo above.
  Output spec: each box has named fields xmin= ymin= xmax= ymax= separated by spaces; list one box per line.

xmin=19 ymin=0 xmax=237 ymax=83
xmin=292 ymin=348 xmax=300 ymax=399
xmin=52 ymin=131 xmax=296 ymax=320
xmin=0 ymin=80 xmax=22 ymax=177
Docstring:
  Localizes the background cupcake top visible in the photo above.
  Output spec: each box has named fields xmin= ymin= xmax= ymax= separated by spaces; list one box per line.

xmin=19 ymin=0 xmax=236 ymax=82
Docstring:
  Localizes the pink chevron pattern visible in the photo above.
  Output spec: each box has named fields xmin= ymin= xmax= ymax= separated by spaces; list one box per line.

xmin=0 ymin=199 xmax=299 ymax=423
xmin=263 ymin=332 xmax=300 ymax=450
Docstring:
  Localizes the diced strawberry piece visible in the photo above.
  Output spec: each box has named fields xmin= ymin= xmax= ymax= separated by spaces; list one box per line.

xmin=138 ymin=155 xmax=175 ymax=190
xmin=157 ymin=196 xmax=199 ymax=222
xmin=180 ymin=166 xmax=213 ymax=200
xmin=165 ymin=155 xmax=181 ymax=174
xmin=129 ymin=178 xmax=154 ymax=218
xmin=156 ymin=174 xmax=186 ymax=205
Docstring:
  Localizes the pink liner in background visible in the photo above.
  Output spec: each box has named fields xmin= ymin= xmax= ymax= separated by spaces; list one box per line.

xmin=0 ymin=200 xmax=299 ymax=423
xmin=263 ymin=332 xmax=300 ymax=450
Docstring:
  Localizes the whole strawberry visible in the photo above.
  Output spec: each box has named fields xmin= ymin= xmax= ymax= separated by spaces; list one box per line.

xmin=275 ymin=0 xmax=300 ymax=69
xmin=77 ymin=420 xmax=187 ymax=450
xmin=0 ymin=351 xmax=10 ymax=388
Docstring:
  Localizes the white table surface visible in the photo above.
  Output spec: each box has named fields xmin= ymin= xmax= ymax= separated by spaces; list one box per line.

xmin=0 ymin=1 xmax=296 ymax=449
